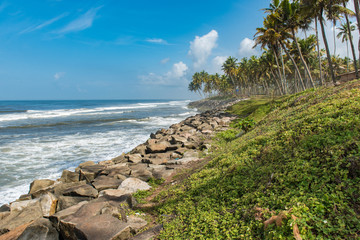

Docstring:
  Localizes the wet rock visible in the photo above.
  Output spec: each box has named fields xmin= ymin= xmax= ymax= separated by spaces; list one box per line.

xmin=29 ymin=179 xmax=55 ymax=195
xmin=91 ymin=175 xmax=122 ymax=191
xmin=118 ymin=178 xmax=151 ymax=194
xmin=62 ymin=184 xmax=98 ymax=198
xmin=60 ymin=170 xmax=80 ymax=183
xmin=17 ymin=218 xmax=59 ymax=240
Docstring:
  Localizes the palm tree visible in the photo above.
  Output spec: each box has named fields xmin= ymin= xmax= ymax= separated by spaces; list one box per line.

xmin=301 ymin=0 xmax=337 ymax=84
xmin=353 ymin=0 xmax=360 ymax=59
xmin=337 ymin=22 xmax=355 ymax=71
xmin=281 ymin=0 xmax=316 ymax=88
xmin=222 ymin=57 xmax=238 ymax=92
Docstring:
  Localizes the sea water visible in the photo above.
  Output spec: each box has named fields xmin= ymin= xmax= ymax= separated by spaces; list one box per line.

xmin=0 ymin=100 xmax=197 ymax=205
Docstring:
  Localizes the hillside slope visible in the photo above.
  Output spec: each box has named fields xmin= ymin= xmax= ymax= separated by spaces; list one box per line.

xmin=155 ymin=80 xmax=360 ymax=239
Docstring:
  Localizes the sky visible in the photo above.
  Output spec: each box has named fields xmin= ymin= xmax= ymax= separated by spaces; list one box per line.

xmin=0 ymin=0 xmax=358 ymax=100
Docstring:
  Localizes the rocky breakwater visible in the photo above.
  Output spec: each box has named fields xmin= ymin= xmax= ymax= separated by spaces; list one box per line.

xmin=0 ymin=107 xmax=237 ymax=240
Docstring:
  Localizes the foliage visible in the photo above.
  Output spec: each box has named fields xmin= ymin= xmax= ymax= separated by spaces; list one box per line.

xmin=156 ymin=80 xmax=360 ymax=239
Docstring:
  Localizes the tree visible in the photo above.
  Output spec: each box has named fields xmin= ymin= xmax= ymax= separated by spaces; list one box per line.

xmin=337 ymin=21 xmax=356 ymax=71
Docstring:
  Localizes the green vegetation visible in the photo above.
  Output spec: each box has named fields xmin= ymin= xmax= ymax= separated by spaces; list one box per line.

xmin=155 ymin=80 xmax=360 ymax=239
xmin=189 ymin=0 xmax=360 ymax=98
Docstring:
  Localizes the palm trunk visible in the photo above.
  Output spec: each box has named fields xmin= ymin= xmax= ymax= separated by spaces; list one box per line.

xmin=333 ymin=20 xmax=337 ymax=56
xmin=272 ymin=46 xmax=286 ymax=94
xmin=280 ymin=47 xmax=287 ymax=94
xmin=270 ymin=68 xmax=284 ymax=95
xmin=291 ymin=28 xmax=316 ymax=88
xmin=344 ymin=2 xmax=359 ymax=78
xmin=354 ymin=0 xmax=360 ymax=60
xmin=319 ymin=10 xmax=337 ymax=84
xmin=315 ymin=17 xmax=324 ymax=85
xmin=279 ymin=40 xmax=306 ymax=91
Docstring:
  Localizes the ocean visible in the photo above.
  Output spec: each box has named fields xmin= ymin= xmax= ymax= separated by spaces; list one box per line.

xmin=0 ymin=99 xmax=197 ymax=205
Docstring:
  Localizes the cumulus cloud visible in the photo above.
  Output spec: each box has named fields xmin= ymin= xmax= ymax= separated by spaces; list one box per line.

xmin=146 ymin=38 xmax=168 ymax=44
xmin=211 ymin=56 xmax=228 ymax=74
xmin=238 ymin=38 xmax=258 ymax=57
xmin=140 ymin=61 xmax=188 ymax=86
xmin=189 ymin=30 xmax=219 ymax=70
xmin=54 ymin=72 xmax=65 ymax=80
xmin=20 ymin=13 xmax=68 ymax=34
xmin=57 ymin=6 xmax=102 ymax=34
xmin=161 ymin=58 xmax=170 ymax=64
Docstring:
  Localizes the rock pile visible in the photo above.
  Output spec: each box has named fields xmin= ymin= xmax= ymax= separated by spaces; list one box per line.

xmin=0 ymin=107 xmax=237 ymax=240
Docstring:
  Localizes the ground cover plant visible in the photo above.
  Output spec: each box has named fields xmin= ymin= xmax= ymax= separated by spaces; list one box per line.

xmin=156 ymin=80 xmax=360 ymax=239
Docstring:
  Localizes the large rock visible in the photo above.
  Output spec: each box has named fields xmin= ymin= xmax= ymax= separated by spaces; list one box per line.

xmin=101 ymin=164 xmax=131 ymax=177
xmin=0 ymin=201 xmax=43 ymax=234
xmin=118 ymin=178 xmax=151 ymax=194
xmin=50 ymin=201 xmax=89 ymax=225
xmin=130 ymin=145 xmax=147 ymax=156
xmin=98 ymin=189 xmax=133 ymax=198
xmin=91 ymin=175 xmax=122 ymax=191
xmin=53 ymin=181 xmax=87 ymax=196
xmin=126 ymin=154 xmax=143 ymax=163
xmin=146 ymin=142 xmax=169 ymax=154
xmin=62 ymin=184 xmax=98 ymax=198
xmin=0 ymin=222 xmax=32 ymax=240
xmin=60 ymin=214 xmax=131 ymax=240
xmin=130 ymin=169 xmax=153 ymax=182
xmin=170 ymin=135 xmax=188 ymax=145
xmin=78 ymin=165 xmax=106 ymax=182
xmin=59 ymin=170 xmax=79 ymax=183
xmin=56 ymin=196 xmax=91 ymax=211
xmin=29 ymin=179 xmax=55 ymax=195
xmin=10 ymin=199 xmax=39 ymax=213
xmin=39 ymin=192 xmax=58 ymax=217
xmin=17 ymin=218 xmax=59 ymax=240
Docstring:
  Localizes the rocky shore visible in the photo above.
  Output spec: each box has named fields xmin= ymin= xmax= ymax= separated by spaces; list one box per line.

xmin=0 ymin=100 xmax=239 ymax=240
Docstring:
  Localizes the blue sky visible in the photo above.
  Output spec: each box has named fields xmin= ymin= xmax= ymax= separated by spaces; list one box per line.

xmin=0 ymin=0 xmax=355 ymax=100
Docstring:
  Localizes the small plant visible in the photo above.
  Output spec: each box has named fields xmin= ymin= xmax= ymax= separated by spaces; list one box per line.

xmin=233 ymin=118 xmax=255 ymax=132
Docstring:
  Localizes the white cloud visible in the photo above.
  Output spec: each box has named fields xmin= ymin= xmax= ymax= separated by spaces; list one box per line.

xmin=161 ymin=58 xmax=170 ymax=64
xmin=20 ymin=13 xmax=68 ymax=34
xmin=54 ymin=72 xmax=65 ymax=80
xmin=140 ymin=61 xmax=188 ymax=86
xmin=238 ymin=38 xmax=258 ymax=57
xmin=57 ymin=6 xmax=102 ymax=34
xmin=146 ymin=38 xmax=168 ymax=44
xmin=189 ymin=30 xmax=219 ymax=70
xmin=211 ymin=56 xmax=228 ymax=74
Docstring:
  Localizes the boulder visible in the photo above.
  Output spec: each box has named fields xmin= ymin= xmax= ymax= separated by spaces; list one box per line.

xmin=127 ymin=215 xmax=148 ymax=234
xmin=75 ymin=161 xmax=95 ymax=171
xmin=29 ymin=179 xmax=55 ymax=195
xmin=146 ymin=142 xmax=169 ymax=154
xmin=53 ymin=181 xmax=87 ymax=196
xmin=50 ymin=201 xmax=89 ymax=225
xmin=79 ymin=165 xmax=106 ymax=182
xmin=0 ymin=204 xmax=10 ymax=212
xmin=130 ymin=169 xmax=153 ymax=182
xmin=98 ymin=189 xmax=133 ymax=198
xmin=101 ymin=164 xmax=131 ymax=177
xmin=18 ymin=194 xmax=32 ymax=201
xmin=60 ymin=170 xmax=79 ymax=183
xmin=60 ymin=214 xmax=131 ymax=240
xmin=62 ymin=184 xmax=98 ymax=198
xmin=130 ymin=145 xmax=147 ymax=156
xmin=17 ymin=218 xmax=59 ymax=240
xmin=56 ymin=196 xmax=91 ymax=212
xmin=39 ymin=192 xmax=58 ymax=217
xmin=0 ymin=212 xmax=10 ymax=221
xmin=0 ymin=201 xmax=43 ymax=234
xmin=170 ymin=135 xmax=188 ymax=145
xmin=91 ymin=175 xmax=122 ymax=191
xmin=118 ymin=178 xmax=151 ymax=194
xmin=0 ymin=222 xmax=32 ymax=240
xmin=110 ymin=154 xmax=127 ymax=164
xmin=10 ymin=199 xmax=39 ymax=213
xmin=183 ymin=150 xmax=199 ymax=158
xmin=126 ymin=154 xmax=143 ymax=163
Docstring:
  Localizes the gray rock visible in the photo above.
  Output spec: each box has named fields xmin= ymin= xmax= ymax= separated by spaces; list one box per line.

xmin=53 ymin=181 xmax=87 ymax=196
xmin=0 ymin=204 xmax=10 ymax=212
xmin=17 ymin=218 xmax=59 ymax=240
xmin=118 ymin=178 xmax=151 ymax=194
xmin=127 ymin=154 xmax=143 ymax=163
xmin=79 ymin=165 xmax=106 ymax=182
xmin=91 ymin=175 xmax=122 ymax=191
xmin=130 ymin=169 xmax=153 ymax=182
xmin=50 ymin=201 xmax=89 ymax=225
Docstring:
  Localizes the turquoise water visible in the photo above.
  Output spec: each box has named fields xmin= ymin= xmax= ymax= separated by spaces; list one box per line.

xmin=0 ymin=99 xmax=196 ymax=205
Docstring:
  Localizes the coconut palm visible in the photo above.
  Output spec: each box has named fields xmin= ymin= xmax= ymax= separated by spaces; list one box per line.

xmin=337 ymin=21 xmax=356 ymax=71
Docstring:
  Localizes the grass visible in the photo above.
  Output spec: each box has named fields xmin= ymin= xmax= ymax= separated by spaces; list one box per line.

xmin=152 ymin=80 xmax=360 ymax=239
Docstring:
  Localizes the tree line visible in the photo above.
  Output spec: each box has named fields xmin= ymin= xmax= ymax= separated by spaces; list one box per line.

xmin=189 ymin=0 xmax=360 ymax=97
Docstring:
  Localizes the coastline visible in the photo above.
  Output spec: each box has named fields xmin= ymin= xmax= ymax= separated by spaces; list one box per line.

xmin=0 ymin=98 xmax=240 ymax=239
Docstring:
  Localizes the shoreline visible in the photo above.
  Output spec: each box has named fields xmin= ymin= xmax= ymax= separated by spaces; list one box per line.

xmin=0 ymin=98 xmax=240 ymax=239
